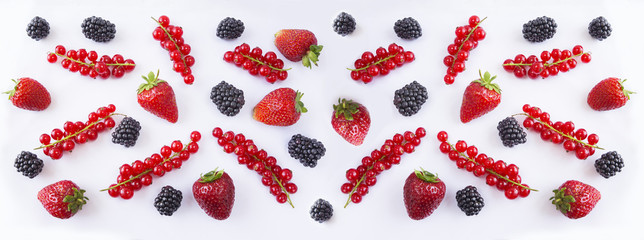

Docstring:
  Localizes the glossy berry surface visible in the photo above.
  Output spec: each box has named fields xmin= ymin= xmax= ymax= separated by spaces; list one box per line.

xmin=152 ymin=16 xmax=195 ymax=84
xmin=348 ymin=43 xmax=414 ymax=83
xmin=442 ymin=16 xmax=487 ymax=85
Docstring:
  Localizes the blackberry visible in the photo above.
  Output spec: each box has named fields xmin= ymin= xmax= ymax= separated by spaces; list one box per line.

xmin=497 ymin=117 xmax=527 ymax=147
xmin=26 ymin=16 xmax=50 ymax=41
xmin=310 ymin=199 xmax=333 ymax=223
xmin=393 ymin=81 xmax=428 ymax=116
xmin=333 ymin=12 xmax=356 ymax=36
xmin=14 ymin=151 xmax=44 ymax=179
xmin=111 ymin=117 xmax=141 ymax=148
xmin=588 ymin=16 xmax=612 ymax=41
xmin=288 ymin=134 xmax=326 ymax=168
xmin=394 ymin=17 xmax=422 ymax=40
xmin=522 ymin=16 xmax=557 ymax=43
xmin=81 ymin=16 xmax=116 ymax=43
xmin=154 ymin=186 xmax=183 ymax=216
xmin=455 ymin=186 xmax=485 ymax=216
xmin=216 ymin=17 xmax=245 ymax=40
xmin=210 ymin=81 xmax=245 ymax=117
xmin=594 ymin=151 xmax=624 ymax=178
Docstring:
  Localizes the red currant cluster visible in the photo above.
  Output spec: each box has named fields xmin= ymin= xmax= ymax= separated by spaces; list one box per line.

xmin=47 ymin=45 xmax=135 ymax=79
xmin=223 ymin=43 xmax=290 ymax=83
xmin=103 ymin=131 xmax=201 ymax=199
xmin=519 ymin=104 xmax=602 ymax=159
xmin=502 ymin=45 xmax=592 ymax=79
xmin=212 ymin=127 xmax=296 ymax=207
xmin=36 ymin=104 xmax=121 ymax=160
xmin=341 ymin=128 xmax=426 ymax=207
xmin=348 ymin=43 xmax=415 ymax=84
xmin=437 ymin=131 xmax=535 ymax=199
xmin=152 ymin=16 xmax=196 ymax=85
xmin=443 ymin=15 xmax=487 ymax=85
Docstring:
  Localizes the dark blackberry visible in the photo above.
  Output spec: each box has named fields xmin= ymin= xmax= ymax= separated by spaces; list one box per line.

xmin=288 ymin=134 xmax=326 ymax=168
xmin=497 ymin=117 xmax=527 ymax=147
xmin=14 ymin=151 xmax=44 ymax=179
xmin=393 ymin=81 xmax=428 ymax=116
xmin=26 ymin=16 xmax=50 ymax=41
xmin=588 ymin=16 xmax=612 ymax=41
xmin=81 ymin=16 xmax=116 ymax=43
xmin=210 ymin=81 xmax=245 ymax=117
xmin=594 ymin=151 xmax=624 ymax=178
xmin=154 ymin=186 xmax=183 ymax=216
xmin=522 ymin=16 xmax=557 ymax=43
xmin=394 ymin=17 xmax=422 ymax=40
xmin=216 ymin=17 xmax=245 ymax=40
xmin=310 ymin=199 xmax=333 ymax=223
xmin=333 ymin=12 xmax=356 ymax=36
xmin=455 ymin=186 xmax=485 ymax=216
xmin=111 ymin=117 xmax=141 ymax=148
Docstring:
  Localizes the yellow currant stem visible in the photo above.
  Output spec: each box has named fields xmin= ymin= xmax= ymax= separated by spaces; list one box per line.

xmin=151 ymin=17 xmax=189 ymax=71
xmin=239 ymin=53 xmax=291 ymax=72
xmin=347 ymin=52 xmax=398 ymax=72
xmin=503 ymin=52 xmax=589 ymax=71
xmin=248 ymin=153 xmax=294 ymax=208
xmin=450 ymin=16 xmax=487 ymax=70
xmin=513 ymin=113 xmax=604 ymax=150
xmin=51 ymin=52 xmax=135 ymax=68
xmin=34 ymin=113 xmax=127 ymax=150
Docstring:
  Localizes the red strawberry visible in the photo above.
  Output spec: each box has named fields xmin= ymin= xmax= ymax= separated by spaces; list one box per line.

xmin=137 ymin=71 xmax=178 ymax=123
xmin=193 ymin=168 xmax=235 ymax=220
xmin=3 ymin=77 xmax=51 ymax=111
xmin=37 ymin=180 xmax=88 ymax=219
xmin=587 ymin=77 xmax=634 ymax=111
xmin=403 ymin=169 xmax=446 ymax=220
xmin=274 ymin=29 xmax=323 ymax=68
xmin=550 ymin=180 xmax=601 ymax=219
xmin=460 ymin=70 xmax=501 ymax=123
xmin=331 ymin=98 xmax=370 ymax=146
xmin=253 ymin=87 xmax=306 ymax=126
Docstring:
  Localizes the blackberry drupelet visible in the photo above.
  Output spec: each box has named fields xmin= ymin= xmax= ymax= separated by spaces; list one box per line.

xmin=497 ymin=117 xmax=527 ymax=147
xmin=216 ymin=17 xmax=245 ymax=40
xmin=26 ymin=16 xmax=50 ymax=41
xmin=154 ymin=186 xmax=183 ymax=216
xmin=310 ymin=199 xmax=333 ymax=223
xmin=288 ymin=134 xmax=326 ymax=168
xmin=333 ymin=12 xmax=356 ymax=36
xmin=14 ymin=151 xmax=44 ymax=179
xmin=210 ymin=81 xmax=245 ymax=117
xmin=81 ymin=16 xmax=116 ymax=43
xmin=393 ymin=81 xmax=428 ymax=116
xmin=522 ymin=16 xmax=557 ymax=43
xmin=594 ymin=151 xmax=624 ymax=178
xmin=456 ymin=186 xmax=485 ymax=216
xmin=588 ymin=16 xmax=612 ymax=41
xmin=394 ymin=17 xmax=422 ymax=40
xmin=112 ymin=117 xmax=141 ymax=148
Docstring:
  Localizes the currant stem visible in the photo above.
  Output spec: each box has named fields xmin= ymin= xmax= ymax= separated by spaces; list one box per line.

xmin=151 ymin=17 xmax=189 ymax=71
xmin=347 ymin=52 xmax=399 ymax=72
xmin=503 ymin=52 xmax=589 ymax=68
xmin=240 ymin=53 xmax=291 ymax=72
xmin=450 ymin=16 xmax=487 ymax=70
xmin=514 ymin=113 xmax=604 ymax=150
xmin=248 ymin=153 xmax=295 ymax=208
xmin=51 ymin=52 xmax=136 ymax=68
xmin=34 ymin=113 xmax=126 ymax=150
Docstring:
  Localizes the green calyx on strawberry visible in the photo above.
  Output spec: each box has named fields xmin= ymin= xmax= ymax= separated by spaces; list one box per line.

xmin=3 ymin=77 xmax=51 ymax=111
xmin=274 ymin=29 xmax=322 ymax=69
xmin=460 ymin=70 xmax=501 ymax=123
xmin=137 ymin=70 xmax=179 ymax=123
xmin=253 ymin=88 xmax=307 ymax=126
xmin=587 ymin=77 xmax=635 ymax=111
xmin=550 ymin=180 xmax=601 ymax=219
xmin=414 ymin=168 xmax=441 ymax=183
xmin=199 ymin=168 xmax=225 ymax=183
xmin=62 ymin=187 xmax=88 ymax=214
xmin=37 ymin=180 xmax=88 ymax=219
xmin=403 ymin=168 xmax=446 ymax=220
xmin=331 ymin=98 xmax=370 ymax=146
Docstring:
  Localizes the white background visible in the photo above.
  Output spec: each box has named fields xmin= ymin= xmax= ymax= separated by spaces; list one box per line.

xmin=1 ymin=0 xmax=642 ymax=239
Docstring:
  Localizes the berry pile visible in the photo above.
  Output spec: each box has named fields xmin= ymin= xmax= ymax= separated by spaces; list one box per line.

xmin=47 ymin=45 xmax=136 ymax=79
xmin=26 ymin=16 xmax=50 ymax=41
xmin=341 ymin=127 xmax=426 ymax=207
xmin=216 ymin=17 xmax=245 ymax=40
xmin=333 ymin=12 xmax=356 ymax=36
xmin=223 ymin=43 xmax=290 ymax=83
xmin=152 ymin=16 xmax=196 ymax=84
xmin=348 ymin=43 xmax=415 ymax=84
xmin=212 ymin=127 xmax=297 ymax=207
xmin=502 ymin=45 xmax=591 ymax=79
xmin=210 ymin=81 xmax=245 ymax=116
xmin=393 ymin=81 xmax=428 ymax=116
xmin=522 ymin=16 xmax=557 ymax=43
xmin=81 ymin=16 xmax=116 ymax=43
xmin=35 ymin=104 xmax=122 ymax=160
xmin=154 ymin=185 xmax=183 ymax=216
xmin=111 ymin=116 xmax=141 ymax=148
xmin=443 ymin=15 xmax=487 ymax=85
xmin=102 ymin=131 xmax=201 ymax=199
xmin=518 ymin=104 xmax=602 ymax=160
xmin=588 ymin=16 xmax=612 ymax=41
xmin=437 ymin=131 xmax=536 ymax=199
xmin=287 ymin=134 xmax=326 ymax=168
xmin=14 ymin=151 xmax=44 ymax=178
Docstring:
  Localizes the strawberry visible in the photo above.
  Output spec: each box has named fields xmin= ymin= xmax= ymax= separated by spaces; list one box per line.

xmin=460 ymin=70 xmax=501 ymax=123
xmin=550 ymin=180 xmax=601 ymax=219
xmin=274 ymin=29 xmax=323 ymax=68
xmin=331 ymin=98 xmax=370 ymax=146
xmin=587 ymin=77 xmax=634 ymax=111
xmin=137 ymin=71 xmax=178 ymax=123
xmin=37 ymin=180 xmax=88 ymax=219
xmin=403 ymin=169 xmax=446 ymax=220
xmin=253 ymin=87 xmax=306 ymax=126
xmin=193 ymin=168 xmax=235 ymax=220
xmin=3 ymin=77 xmax=51 ymax=111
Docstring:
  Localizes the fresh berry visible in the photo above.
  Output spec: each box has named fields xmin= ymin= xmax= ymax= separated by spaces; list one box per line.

xmin=460 ymin=71 xmax=501 ymax=123
xmin=394 ymin=17 xmax=422 ymax=39
xmin=310 ymin=199 xmax=333 ymax=223
xmin=594 ymin=151 xmax=624 ymax=179
xmin=216 ymin=17 xmax=245 ymax=40
xmin=26 ymin=16 xmax=50 ymax=40
xmin=81 ymin=16 xmax=116 ymax=43
xmin=154 ymin=186 xmax=182 ymax=216
xmin=348 ymin=43 xmax=415 ymax=83
xmin=223 ymin=43 xmax=291 ymax=83
xmin=522 ymin=16 xmax=557 ymax=43
xmin=252 ymin=88 xmax=306 ymax=126
xmin=456 ymin=186 xmax=485 ymax=216
xmin=497 ymin=117 xmax=527 ymax=147
xmin=152 ymin=16 xmax=195 ymax=84
xmin=47 ymin=45 xmax=136 ymax=79
xmin=333 ymin=12 xmax=356 ymax=36
xmin=587 ymin=77 xmax=634 ymax=111
xmin=393 ymin=81 xmax=428 ymax=116
xmin=274 ymin=29 xmax=323 ymax=68
xmin=502 ymin=45 xmax=591 ymax=79
xmin=442 ymin=16 xmax=486 ymax=85
xmin=4 ymin=78 xmax=51 ymax=111
xmin=288 ymin=134 xmax=326 ymax=168
xmin=210 ymin=81 xmax=245 ymax=116
xmin=111 ymin=117 xmax=141 ymax=147
xmin=551 ymin=180 xmax=601 ymax=219
xmin=37 ymin=180 xmax=88 ymax=219
xmin=137 ymin=71 xmax=179 ymax=123
xmin=588 ymin=16 xmax=612 ymax=40
xmin=403 ymin=169 xmax=445 ymax=220
xmin=14 ymin=151 xmax=44 ymax=178
xmin=192 ymin=168 xmax=235 ymax=220
xmin=331 ymin=99 xmax=370 ymax=146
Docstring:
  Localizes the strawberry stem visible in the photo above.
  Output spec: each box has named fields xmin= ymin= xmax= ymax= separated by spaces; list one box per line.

xmin=34 ymin=112 xmax=126 ymax=150
xmin=450 ymin=16 xmax=487 ymax=70
xmin=240 ymin=53 xmax=291 ymax=71
xmin=347 ymin=52 xmax=398 ymax=72
xmin=513 ymin=113 xmax=604 ymax=150
xmin=151 ymin=17 xmax=189 ymax=74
